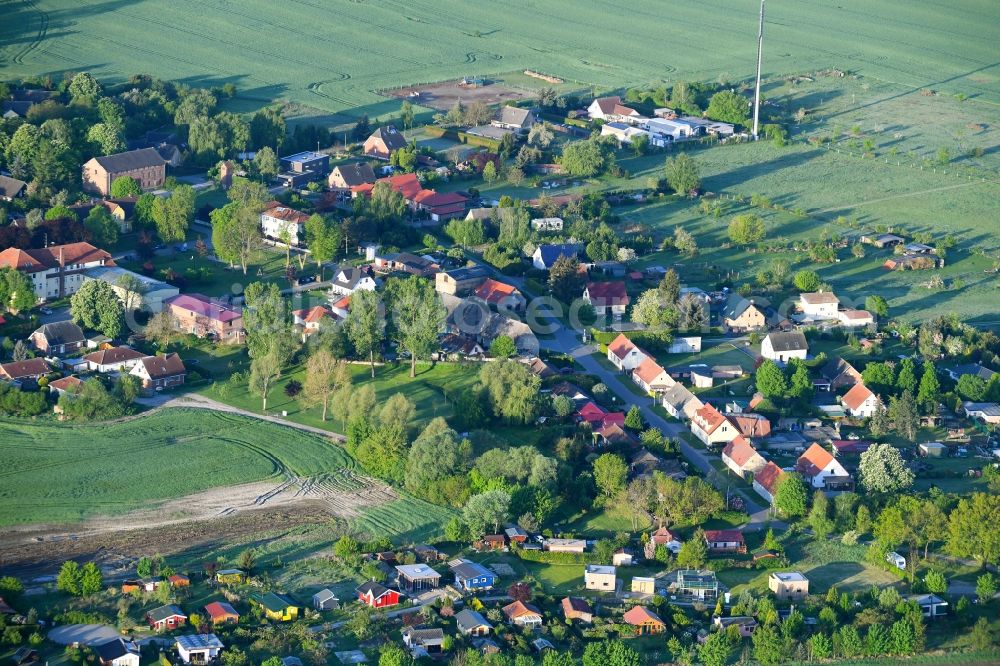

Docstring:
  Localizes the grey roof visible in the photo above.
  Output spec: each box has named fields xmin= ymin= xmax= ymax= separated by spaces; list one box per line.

xmin=175 ymin=634 xmax=223 ymax=651
xmin=92 ymin=147 xmax=166 ymax=173
xmin=765 ymin=331 xmax=808 ymax=352
xmin=85 ymin=265 xmax=177 ymax=293
xmin=395 ymin=563 xmax=440 ymax=580
xmin=965 ymin=402 xmax=1000 ymax=416
xmin=821 ymin=357 xmax=859 ymax=382
xmin=444 ymin=265 xmax=491 ymax=282
xmin=950 ymin=363 xmax=996 ymax=381
xmin=332 ymin=162 xmax=377 ymax=186
xmin=369 ymin=125 xmax=407 ymax=151
xmin=94 ymin=638 xmax=139 ymax=662
xmin=498 ymin=106 xmax=533 ymax=127
xmin=455 ymin=608 xmax=492 ymax=632
xmin=332 ymin=266 xmax=372 ymax=290
xmin=33 ymin=321 xmax=85 ymax=346
xmin=0 ymin=175 xmax=27 ymax=198
xmin=313 ymin=588 xmax=338 ymax=601
xmin=661 ymin=383 xmax=697 ymax=410
xmin=722 ymin=295 xmax=760 ymax=320
xmin=147 ymin=604 xmax=186 ymax=622
xmin=450 ymin=560 xmax=493 ymax=580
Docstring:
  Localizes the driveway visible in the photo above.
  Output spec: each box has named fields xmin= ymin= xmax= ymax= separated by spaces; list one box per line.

xmin=48 ymin=624 xmax=120 ymax=646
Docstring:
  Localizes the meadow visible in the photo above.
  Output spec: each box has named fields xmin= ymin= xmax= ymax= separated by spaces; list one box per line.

xmin=2 ymin=0 xmax=997 ymax=123
xmin=0 ymin=408 xmax=356 ymax=526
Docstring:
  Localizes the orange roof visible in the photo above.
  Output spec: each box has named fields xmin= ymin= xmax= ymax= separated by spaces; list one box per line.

xmin=48 ymin=375 xmax=83 ymax=392
xmin=797 ymin=443 xmax=835 ymax=477
xmin=634 ymin=357 xmax=667 ymax=384
xmin=262 ymin=203 xmax=309 ymax=224
xmin=304 ymin=305 xmax=333 ymax=324
xmin=475 ymin=278 xmax=518 ymax=304
xmin=651 ymin=525 xmax=679 ymax=544
xmin=754 ymin=461 xmax=784 ymax=495
xmin=0 ymin=248 xmax=42 ymax=271
xmin=842 ymin=383 xmax=876 ymax=411
xmin=0 ymin=242 xmax=112 ymax=273
xmin=502 ymin=600 xmax=541 ymax=619
xmin=722 ymin=436 xmax=761 ymax=468
xmin=332 ymin=295 xmax=351 ymax=310
xmin=623 ymin=606 xmax=664 ymax=626
xmin=694 ymin=403 xmax=726 ymax=434
xmin=204 ymin=601 xmax=239 ymax=620
xmin=607 ymin=333 xmax=638 ymax=361
xmin=726 ymin=413 xmax=771 ymax=438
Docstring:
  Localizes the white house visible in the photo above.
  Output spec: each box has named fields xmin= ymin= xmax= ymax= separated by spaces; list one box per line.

xmin=607 ymin=334 xmax=647 ymax=371
xmin=721 ymin=437 xmax=766 ymax=478
xmin=532 ymin=243 xmax=582 ymax=270
xmin=838 ymin=309 xmax=875 ymax=327
xmin=600 ymin=122 xmax=649 ymax=145
xmin=176 ymin=634 xmax=224 ymax=665
xmin=760 ymin=331 xmax=808 ymax=364
xmin=83 ymin=346 xmax=146 ymax=373
xmin=0 ymin=242 xmax=113 ymax=301
xmin=94 ymin=638 xmax=140 ymax=666
xmin=909 ymin=594 xmax=948 ymax=619
xmin=583 ymin=281 xmax=629 ymax=317
xmin=584 ymin=565 xmax=617 ymax=592
xmin=328 ymin=266 xmax=378 ymax=296
xmin=260 ymin=203 xmax=309 ymax=245
xmin=841 ymin=383 xmax=881 ymax=418
xmin=661 ymin=383 xmax=703 ymax=420
xmin=795 ymin=443 xmax=852 ymax=490
xmin=588 ymin=96 xmax=642 ymax=124
xmin=668 ymin=337 xmax=702 ymax=353
xmin=642 ymin=117 xmax=701 ymax=141
xmin=798 ymin=292 xmax=840 ymax=319
xmin=690 ymin=403 xmax=739 ymax=446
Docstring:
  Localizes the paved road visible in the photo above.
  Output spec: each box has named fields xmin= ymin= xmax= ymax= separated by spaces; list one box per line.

xmin=528 ymin=303 xmax=776 ymax=531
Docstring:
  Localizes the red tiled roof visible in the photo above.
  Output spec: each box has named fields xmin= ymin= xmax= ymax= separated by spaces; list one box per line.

xmin=634 ymin=357 xmax=667 ymax=385
xmin=204 ymin=601 xmax=238 ymax=620
xmin=0 ymin=357 xmax=50 ymax=379
xmin=796 ymin=443 xmax=835 ymax=477
xmin=137 ymin=353 xmax=185 ymax=379
xmin=651 ymin=526 xmax=678 ymax=544
xmin=304 ymin=305 xmax=334 ymax=324
xmin=48 ymin=375 xmax=83 ymax=392
xmin=726 ymin=413 xmax=772 ymax=438
xmin=754 ymin=462 xmax=784 ymax=495
xmin=842 ymin=383 xmax=875 ymax=411
xmin=623 ymin=606 xmax=664 ymax=626
xmin=577 ymin=401 xmax=606 ymax=422
xmin=599 ymin=412 xmax=625 ymax=428
xmin=503 ymin=600 xmax=541 ymax=619
xmin=585 ymin=281 xmax=629 ymax=307
xmin=84 ymin=346 xmax=145 ymax=366
xmin=262 ymin=203 xmax=309 ymax=224
xmin=704 ymin=529 xmax=745 ymax=544
xmin=0 ymin=243 xmax=112 ymax=273
xmin=592 ymin=96 xmax=622 ymax=115
xmin=607 ymin=333 xmax=638 ymax=361
xmin=694 ymin=403 xmax=726 ymax=434
xmin=475 ymin=278 xmax=518 ymax=305
xmin=722 ymin=436 xmax=761 ymax=468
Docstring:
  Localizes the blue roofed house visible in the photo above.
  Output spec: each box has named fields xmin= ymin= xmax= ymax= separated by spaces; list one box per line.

xmin=532 ymin=243 xmax=583 ymax=270
xmin=450 ymin=559 xmax=496 ymax=592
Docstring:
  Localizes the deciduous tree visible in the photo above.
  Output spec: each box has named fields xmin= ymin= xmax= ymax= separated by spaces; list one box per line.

xmin=345 ymin=289 xmax=383 ymax=378
xmin=859 ymin=443 xmax=914 ymax=494
xmin=664 ymin=153 xmax=700 ymax=195
xmin=387 ymin=276 xmax=445 ymax=378
xmin=302 ymin=348 xmax=350 ymax=421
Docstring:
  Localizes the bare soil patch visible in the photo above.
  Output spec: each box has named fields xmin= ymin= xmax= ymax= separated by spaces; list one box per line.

xmin=382 ymin=79 xmax=531 ymax=111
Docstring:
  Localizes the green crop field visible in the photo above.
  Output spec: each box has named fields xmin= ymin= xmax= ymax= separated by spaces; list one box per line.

xmin=2 ymin=0 xmax=998 ymax=120
xmin=0 ymin=408 xmax=356 ymax=526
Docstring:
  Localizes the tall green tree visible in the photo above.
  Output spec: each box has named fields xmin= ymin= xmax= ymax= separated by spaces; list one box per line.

xmin=462 ymin=490 xmax=511 ymax=538
xmin=0 ymin=268 xmax=36 ymax=314
xmin=728 ymin=213 xmax=766 ymax=245
xmin=548 ymin=255 xmax=583 ymax=302
xmin=947 ymin=493 xmax=1000 ymax=567
xmin=345 ymin=289 xmax=383 ymax=378
xmin=677 ymin=527 xmax=709 ymax=569
xmin=253 ymin=146 xmax=279 ymax=182
xmin=242 ymin=281 xmax=287 ymax=359
xmin=79 ymin=562 xmax=103 ymax=596
xmin=84 ymin=205 xmax=119 ymax=246
xmin=152 ymin=184 xmax=195 ymax=242
xmin=211 ymin=203 xmax=261 ymax=275
xmin=56 ymin=561 xmax=81 ymax=595
xmin=706 ymin=90 xmax=750 ymax=125
xmin=859 ymin=443 xmax=915 ymax=494
xmin=110 ymin=176 xmax=142 ymax=198
xmin=916 ymin=361 xmax=940 ymax=414
xmin=755 ymin=360 xmax=788 ymax=398
xmin=664 ymin=153 xmax=700 ymax=194
xmin=387 ymin=276 xmax=445 ymax=378
xmin=808 ymin=490 xmax=835 ymax=539
xmin=249 ymin=349 xmax=282 ymax=412
xmin=70 ymin=280 xmax=124 ymax=339
xmin=478 ymin=360 xmax=542 ymax=424
xmin=774 ymin=473 xmax=808 ymax=517
xmin=305 ymin=214 xmax=339 ymax=268
xmin=593 ymin=453 xmax=628 ymax=499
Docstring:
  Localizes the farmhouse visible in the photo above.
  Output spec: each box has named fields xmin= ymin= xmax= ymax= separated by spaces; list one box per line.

xmin=796 ymin=443 xmax=853 ymax=490
xmin=364 ymin=126 xmax=408 ymax=160
xmin=798 ymin=292 xmax=840 ymax=319
xmin=165 ymin=294 xmax=245 ymax=344
xmin=502 ymin=600 xmax=543 ymax=626
xmin=312 ymin=589 xmax=339 ymax=611
xmin=474 ymin=278 xmax=526 ymax=312
xmin=82 ymin=148 xmax=166 ymax=196
xmin=29 ymin=321 xmax=85 ymax=356
xmin=722 ymin=297 xmax=766 ymax=332
xmin=561 ymin=597 xmax=594 ymax=623
xmin=703 ymin=530 xmax=746 ymax=554
xmin=357 ymin=581 xmax=401 ymax=608
xmin=328 ymin=162 xmax=376 ymax=191
xmin=622 ymin=606 xmax=666 ymax=634
xmin=769 ymin=572 xmax=809 ymax=600
xmin=532 ymin=243 xmax=583 ymax=270
xmin=607 ymin=334 xmax=647 ymax=371
xmin=456 ymin=609 xmax=493 ymax=636
xmin=0 ymin=358 xmax=51 ymax=384
xmin=761 ymin=331 xmax=808 ymax=364
xmin=395 ymin=563 xmax=441 ymax=592
xmin=450 ymin=560 xmax=495 ymax=592
xmin=203 ymin=601 xmax=240 ymax=625
xmin=584 ymin=564 xmax=616 ymax=592
xmin=249 ymin=592 xmax=301 ymax=622
xmin=0 ymin=242 xmax=114 ymax=300
xmin=130 ymin=353 xmax=186 ymax=390
xmin=260 ymin=202 xmax=309 ymax=245
xmin=583 ymin=281 xmax=629 ymax=316
xmin=721 ymin=436 xmax=767 ymax=478
xmin=278 ymin=151 xmax=330 ymax=187
xmin=94 ymin=638 xmax=139 ymax=666
xmin=841 ymin=383 xmax=881 ymax=418
xmin=175 ymin=634 xmax=224 ymax=665
xmin=691 ymin=403 xmax=739 ymax=446
xmin=146 ymin=604 xmax=187 ymax=632
xmin=435 ymin=265 xmax=491 ymax=295
xmin=84 ymin=346 xmax=146 ymax=373
xmin=752 ymin=461 xmax=784 ymax=505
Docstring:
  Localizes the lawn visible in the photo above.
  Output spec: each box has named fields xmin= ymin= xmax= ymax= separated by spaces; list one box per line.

xmin=3 ymin=0 xmax=997 ymax=122
xmin=119 ymin=247 xmax=291 ymax=299
xmin=716 ymin=536 xmax=900 ymax=596
xmin=0 ymin=408 xmax=356 ymax=526
xmin=200 ymin=360 xmax=481 ymax=432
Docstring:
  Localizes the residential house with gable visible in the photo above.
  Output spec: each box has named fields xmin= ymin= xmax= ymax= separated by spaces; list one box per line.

xmin=363 ymin=125 xmax=408 ymax=160
xmin=328 ymin=162 xmax=376 ymax=191
xmin=165 ymin=293 xmax=245 ymax=344
xmin=328 ymin=266 xmax=378 ymax=296
xmin=761 ymin=331 xmax=809 ymax=364
xmin=583 ymin=281 xmax=629 ymax=317
xmin=722 ymin=296 xmax=767 ymax=332
xmin=798 ymin=292 xmax=840 ymax=320
xmin=492 ymin=106 xmax=536 ymax=133
xmin=130 ymin=353 xmax=186 ymax=390
xmin=29 ymin=321 xmax=85 ymax=356
xmin=721 ymin=436 xmax=767 ymax=478
xmin=796 ymin=443 xmax=853 ymax=491
xmin=633 ymin=357 xmax=674 ymax=395
xmin=82 ymin=148 xmax=166 ymax=196
xmin=0 ymin=242 xmax=113 ymax=300
xmin=532 ymin=243 xmax=583 ymax=270
xmin=607 ymin=333 xmax=647 ymax=371
xmin=260 ymin=202 xmax=310 ymax=245
xmin=474 ymin=278 xmax=526 ymax=313
xmin=841 ymin=383 xmax=881 ymax=418
xmin=752 ymin=461 xmax=784 ymax=505
xmin=691 ymin=403 xmax=739 ymax=446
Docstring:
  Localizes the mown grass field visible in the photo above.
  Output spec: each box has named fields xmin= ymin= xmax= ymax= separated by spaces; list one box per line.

xmin=0 ymin=408 xmax=355 ymax=526
xmin=2 ymin=0 xmax=997 ymax=121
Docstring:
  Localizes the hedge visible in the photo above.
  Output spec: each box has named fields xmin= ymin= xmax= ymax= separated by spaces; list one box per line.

xmin=515 ymin=549 xmax=594 ymax=565
xmin=422 ymin=125 xmax=501 ymax=151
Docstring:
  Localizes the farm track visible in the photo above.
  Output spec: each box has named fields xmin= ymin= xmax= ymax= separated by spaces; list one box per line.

xmin=9 ymin=0 xmax=48 ymax=65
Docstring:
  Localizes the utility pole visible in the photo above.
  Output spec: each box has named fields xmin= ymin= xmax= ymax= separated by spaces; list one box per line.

xmin=752 ymin=0 xmax=766 ymax=140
